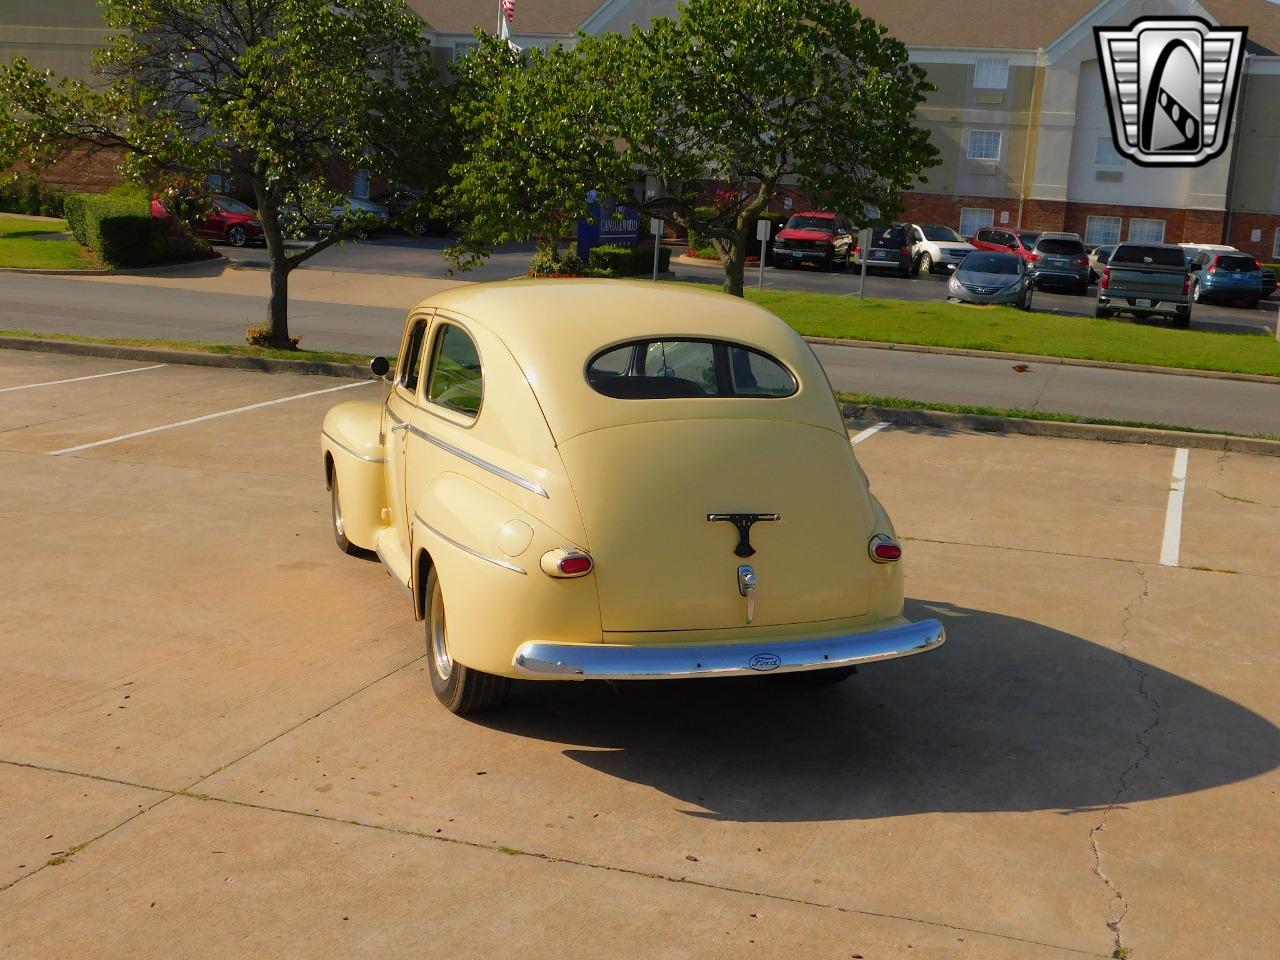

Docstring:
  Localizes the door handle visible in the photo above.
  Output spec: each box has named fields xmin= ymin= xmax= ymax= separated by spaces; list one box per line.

xmin=390 ymin=422 xmax=410 ymax=433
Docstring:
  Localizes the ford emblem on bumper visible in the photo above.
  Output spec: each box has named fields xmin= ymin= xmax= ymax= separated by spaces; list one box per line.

xmin=748 ymin=652 xmax=782 ymax=672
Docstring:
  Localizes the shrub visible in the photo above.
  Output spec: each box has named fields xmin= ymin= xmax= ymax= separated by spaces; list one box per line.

xmin=528 ymin=249 xmax=587 ymax=277
xmin=0 ymin=174 xmax=67 ymax=218
xmin=246 ymin=321 xmax=301 ymax=348
xmin=62 ymin=194 xmax=90 ymax=244
xmin=588 ymin=243 xmax=672 ymax=277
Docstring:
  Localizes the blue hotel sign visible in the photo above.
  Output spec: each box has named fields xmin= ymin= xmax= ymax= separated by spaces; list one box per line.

xmin=577 ymin=192 xmax=642 ymax=258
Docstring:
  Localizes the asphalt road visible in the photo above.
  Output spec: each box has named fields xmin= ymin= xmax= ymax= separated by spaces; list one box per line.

xmin=224 ymin=234 xmax=1278 ymax=336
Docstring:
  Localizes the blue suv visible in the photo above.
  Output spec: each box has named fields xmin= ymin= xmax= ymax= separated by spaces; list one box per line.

xmin=1186 ymin=248 xmax=1267 ymax=308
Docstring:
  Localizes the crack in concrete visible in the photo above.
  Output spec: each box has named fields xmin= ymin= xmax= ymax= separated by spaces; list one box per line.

xmin=1089 ymin=563 xmax=1160 ymax=957
xmin=1028 ymin=362 xmax=1062 ymax=413
xmin=0 ymin=755 xmax=1107 ymax=958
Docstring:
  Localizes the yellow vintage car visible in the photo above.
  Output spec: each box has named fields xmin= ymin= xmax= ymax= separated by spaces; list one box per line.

xmin=321 ymin=279 xmax=944 ymax=713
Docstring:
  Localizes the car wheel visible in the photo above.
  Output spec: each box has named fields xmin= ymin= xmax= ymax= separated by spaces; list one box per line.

xmin=919 ymin=253 xmax=934 ymax=275
xmin=1077 ymin=281 xmax=1090 ymax=296
xmin=1096 ymin=305 xmax=1112 ymax=319
xmin=1171 ymin=312 xmax=1191 ymax=330
xmin=424 ymin=567 xmax=511 ymax=715
xmin=1246 ymin=299 xmax=1260 ymax=310
xmin=1192 ymin=279 xmax=1203 ymax=303
xmin=331 ymin=475 xmax=360 ymax=556
xmin=227 ymin=225 xmax=248 ymax=247
xmin=1020 ymin=285 xmax=1034 ymax=311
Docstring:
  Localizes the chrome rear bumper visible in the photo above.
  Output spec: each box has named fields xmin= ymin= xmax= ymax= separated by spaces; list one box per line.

xmin=512 ymin=619 xmax=945 ymax=680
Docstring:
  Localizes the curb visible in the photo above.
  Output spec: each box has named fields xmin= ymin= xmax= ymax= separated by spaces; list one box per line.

xmin=845 ymin=404 xmax=1280 ymax=458
xmin=0 ymin=337 xmax=373 ymax=380
xmin=803 ymin=336 xmax=1280 ymax=386
xmin=0 ymin=254 xmax=223 ymax=278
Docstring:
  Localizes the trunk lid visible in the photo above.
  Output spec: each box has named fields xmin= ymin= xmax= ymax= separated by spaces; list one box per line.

xmin=558 ymin=419 xmax=877 ymax=632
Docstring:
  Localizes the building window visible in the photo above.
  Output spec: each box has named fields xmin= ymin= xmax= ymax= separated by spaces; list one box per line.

xmin=1128 ymin=218 xmax=1166 ymax=242
xmin=1095 ymin=137 xmax=1125 ymax=168
xmin=1273 ymin=228 xmax=1280 ymax=259
xmin=452 ymin=41 xmax=479 ymax=61
xmin=352 ymin=169 xmax=370 ymax=200
xmin=974 ymin=59 xmax=1009 ymax=90
xmin=959 ymin=207 xmax=995 ymax=238
xmin=1085 ymin=216 xmax=1123 ymax=246
xmin=967 ymin=130 xmax=1002 ymax=161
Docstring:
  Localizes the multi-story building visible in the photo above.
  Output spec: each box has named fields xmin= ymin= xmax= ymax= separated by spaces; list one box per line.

xmin=4 ymin=0 xmax=1278 ymax=259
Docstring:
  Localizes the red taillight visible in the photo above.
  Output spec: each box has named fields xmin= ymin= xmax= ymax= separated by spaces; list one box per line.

xmin=1209 ymin=255 xmax=1220 ymax=274
xmin=900 ymin=246 xmax=911 ymax=256
xmin=541 ymin=548 xmax=593 ymax=578
xmin=1075 ymin=256 xmax=1090 ymax=266
xmin=1101 ymin=268 xmax=1110 ymax=289
xmin=1255 ymin=259 xmax=1263 ymax=271
xmin=854 ymin=245 xmax=862 ymax=255
xmin=1027 ymin=252 xmax=1041 ymax=262
xmin=559 ymin=555 xmax=592 ymax=576
xmin=868 ymin=534 xmax=902 ymax=563
xmin=1183 ymin=273 xmax=1192 ymax=295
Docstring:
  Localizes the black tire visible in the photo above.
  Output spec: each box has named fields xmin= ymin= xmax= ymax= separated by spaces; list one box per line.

xmin=1191 ymin=279 xmax=1203 ymax=304
xmin=788 ymin=666 xmax=856 ymax=687
xmin=1246 ymin=299 xmax=1260 ymax=310
xmin=1096 ymin=306 xmax=1112 ymax=319
xmin=899 ymin=262 xmax=911 ymax=279
xmin=331 ymin=475 xmax=360 ymax=556
xmin=1076 ymin=281 xmax=1090 ymax=296
xmin=1171 ymin=313 xmax=1191 ymax=330
xmin=227 ymin=224 xmax=248 ymax=247
xmin=919 ymin=253 xmax=934 ymax=275
xmin=1020 ymin=285 xmax=1034 ymax=311
xmin=424 ymin=567 xmax=511 ymax=715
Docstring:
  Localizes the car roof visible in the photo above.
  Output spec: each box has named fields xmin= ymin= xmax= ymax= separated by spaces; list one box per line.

xmin=790 ymin=211 xmax=835 ymax=218
xmin=1037 ymin=232 xmax=1083 ymax=241
xmin=414 ymin=279 xmax=844 ymax=441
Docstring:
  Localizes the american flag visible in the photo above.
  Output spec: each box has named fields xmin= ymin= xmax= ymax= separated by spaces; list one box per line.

xmin=501 ymin=0 xmax=515 ymax=23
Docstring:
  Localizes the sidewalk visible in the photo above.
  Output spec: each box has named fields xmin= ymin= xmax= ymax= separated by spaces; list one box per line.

xmin=64 ymin=256 xmax=469 ymax=310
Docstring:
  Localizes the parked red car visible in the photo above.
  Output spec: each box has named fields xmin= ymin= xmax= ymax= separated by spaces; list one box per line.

xmin=772 ymin=211 xmax=855 ymax=270
xmin=151 ymin=194 xmax=264 ymax=247
xmin=969 ymin=226 xmax=1035 ymax=261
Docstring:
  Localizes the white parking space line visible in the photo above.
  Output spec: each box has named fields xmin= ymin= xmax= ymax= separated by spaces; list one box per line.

xmin=850 ymin=421 xmax=892 ymax=445
xmin=47 ymin=380 xmax=373 ymax=456
xmin=0 ymin=363 xmax=167 ymax=393
xmin=1160 ymin=447 xmax=1190 ymax=567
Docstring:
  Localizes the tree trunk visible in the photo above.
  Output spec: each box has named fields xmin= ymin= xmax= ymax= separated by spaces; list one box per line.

xmin=720 ymin=234 xmax=747 ymax=297
xmin=252 ymin=181 xmax=296 ymax=348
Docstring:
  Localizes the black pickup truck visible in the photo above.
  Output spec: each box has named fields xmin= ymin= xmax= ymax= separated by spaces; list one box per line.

xmin=1096 ymin=242 xmax=1192 ymax=328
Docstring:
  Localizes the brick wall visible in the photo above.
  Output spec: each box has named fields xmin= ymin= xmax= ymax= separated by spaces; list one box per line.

xmin=21 ymin=146 xmax=125 ymax=192
xmin=900 ymin=190 xmax=1228 ymax=246
xmin=1226 ymin=212 xmax=1280 ymax=262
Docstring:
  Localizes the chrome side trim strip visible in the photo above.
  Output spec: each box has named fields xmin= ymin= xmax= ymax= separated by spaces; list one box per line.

xmin=414 ymin=513 xmax=527 ymax=575
xmin=405 ymin=424 xmax=549 ymax=499
xmin=322 ymin=429 xmax=386 ymax=464
xmin=512 ymin=619 xmax=945 ymax=680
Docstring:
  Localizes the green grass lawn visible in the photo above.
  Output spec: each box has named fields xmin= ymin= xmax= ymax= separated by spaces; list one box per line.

xmin=0 ymin=216 xmax=102 ymax=270
xmin=0 ymin=329 xmax=378 ymax=366
xmin=837 ymin=391 xmax=1280 ymax=441
xmin=743 ymin=289 xmax=1280 ymax=377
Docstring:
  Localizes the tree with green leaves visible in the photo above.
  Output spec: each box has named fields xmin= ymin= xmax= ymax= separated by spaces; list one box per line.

xmin=0 ymin=0 xmax=448 ymax=346
xmin=442 ymin=33 xmax=630 ymax=272
xmin=612 ymin=0 xmax=939 ymax=296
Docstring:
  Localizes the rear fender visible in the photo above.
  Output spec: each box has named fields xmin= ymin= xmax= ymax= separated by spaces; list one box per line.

xmin=412 ymin=473 xmax=602 ymax=676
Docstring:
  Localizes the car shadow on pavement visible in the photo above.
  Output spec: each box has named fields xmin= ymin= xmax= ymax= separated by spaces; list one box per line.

xmin=476 ymin=599 xmax=1280 ymax=823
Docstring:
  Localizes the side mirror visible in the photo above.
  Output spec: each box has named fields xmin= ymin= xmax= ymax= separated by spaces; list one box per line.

xmin=370 ymin=356 xmax=390 ymax=379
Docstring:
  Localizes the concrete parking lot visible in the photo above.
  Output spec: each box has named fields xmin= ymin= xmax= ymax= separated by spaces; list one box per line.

xmin=2 ymin=351 xmax=1277 ymax=959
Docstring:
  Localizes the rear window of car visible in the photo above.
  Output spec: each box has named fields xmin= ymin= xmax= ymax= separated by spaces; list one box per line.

xmin=1216 ymin=254 xmax=1257 ymax=271
xmin=873 ymin=227 xmax=907 ymax=249
xmin=587 ymin=339 xmax=797 ymax=399
xmin=1036 ymin=238 xmax=1085 ymax=255
xmin=1110 ymin=244 xmax=1185 ymax=267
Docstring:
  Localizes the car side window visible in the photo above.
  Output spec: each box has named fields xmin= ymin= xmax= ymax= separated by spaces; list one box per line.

xmin=427 ymin=323 xmax=484 ymax=418
xmin=976 ymin=229 xmax=992 ymax=244
xmin=398 ymin=320 xmax=430 ymax=394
